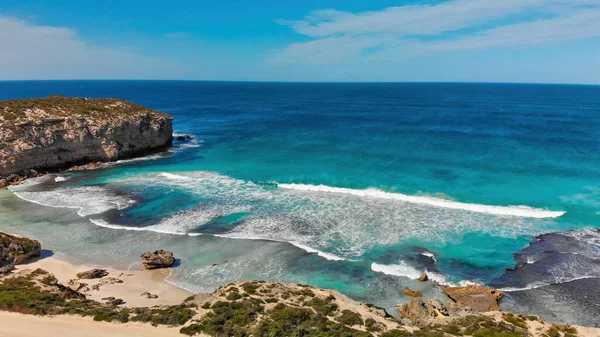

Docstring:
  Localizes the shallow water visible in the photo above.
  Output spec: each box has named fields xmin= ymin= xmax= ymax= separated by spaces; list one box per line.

xmin=1 ymin=81 xmax=599 ymax=324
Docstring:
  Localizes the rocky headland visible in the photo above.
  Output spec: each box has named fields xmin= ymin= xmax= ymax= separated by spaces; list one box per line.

xmin=1 ymin=232 xmax=596 ymax=337
xmin=0 ymin=95 xmax=173 ymax=188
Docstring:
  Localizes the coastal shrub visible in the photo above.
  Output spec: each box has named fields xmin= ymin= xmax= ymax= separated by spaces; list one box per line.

xmin=201 ymin=302 xmax=212 ymax=309
xmin=304 ymin=297 xmax=339 ymax=316
xmin=254 ymin=303 xmax=371 ymax=337
xmin=365 ymin=317 xmax=383 ymax=332
xmin=503 ymin=313 xmax=528 ymax=329
xmin=226 ymin=292 xmax=243 ymax=301
xmin=40 ymin=275 xmax=58 ymax=285
xmin=472 ymin=327 xmax=524 ymax=337
xmin=0 ymin=276 xmax=93 ymax=316
xmin=380 ymin=329 xmax=414 ymax=337
xmin=297 ymin=288 xmax=316 ymax=297
xmin=551 ymin=324 xmax=577 ymax=334
xmin=195 ymin=300 xmax=262 ymax=336
xmin=241 ymin=283 xmax=260 ymax=295
xmin=264 ymin=298 xmax=278 ymax=303
xmin=93 ymin=309 xmax=129 ymax=323
xmin=336 ymin=309 xmax=364 ymax=326
xmin=129 ymin=304 xmax=195 ymax=326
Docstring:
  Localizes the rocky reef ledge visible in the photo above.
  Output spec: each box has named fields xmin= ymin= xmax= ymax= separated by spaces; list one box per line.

xmin=0 ymin=95 xmax=173 ymax=187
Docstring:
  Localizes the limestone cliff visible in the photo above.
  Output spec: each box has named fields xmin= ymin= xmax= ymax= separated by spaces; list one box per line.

xmin=0 ymin=95 xmax=172 ymax=183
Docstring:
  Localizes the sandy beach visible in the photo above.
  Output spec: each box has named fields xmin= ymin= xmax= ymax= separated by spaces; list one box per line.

xmin=0 ymin=311 xmax=184 ymax=337
xmin=15 ymin=256 xmax=192 ymax=308
xmin=0 ymin=255 xmax=194 ymax=337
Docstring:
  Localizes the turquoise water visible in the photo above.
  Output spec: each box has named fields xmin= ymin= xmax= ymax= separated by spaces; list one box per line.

xmin=1 ymin=81 xmax=599 ymax=323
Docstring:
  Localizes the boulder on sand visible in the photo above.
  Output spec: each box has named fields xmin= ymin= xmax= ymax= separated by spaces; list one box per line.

xmin=442 ymin=285 xmax=503 ymax=312
xmin=141 ymin=249 xmax=175 ymax=270
xmin=76 ymin=268 xmax=109 ymax=279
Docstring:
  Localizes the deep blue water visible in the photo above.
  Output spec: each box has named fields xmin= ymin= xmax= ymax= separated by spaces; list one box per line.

xmin=1 ymin=81 xmax=599 ymax=324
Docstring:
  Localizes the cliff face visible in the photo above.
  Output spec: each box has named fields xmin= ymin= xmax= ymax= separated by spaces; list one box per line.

xmin=0 ymin=95 xmax=172 ymax=178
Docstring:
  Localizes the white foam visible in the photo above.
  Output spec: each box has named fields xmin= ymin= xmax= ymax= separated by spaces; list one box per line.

xmin=9 ymin=185 xmax=133 ymax=217
xmin=277 ymin=183 xmax=565 ymax=219
xmin=90 ymin=206 xmax=249 ymax=236
xmin=213 ymin=233 xmax=346 ymax=261
xmin=54 ymin=176 xmax=70 ymax=182
xmin=114 ymin=153 xmax=166 ymax=165
xmin=289 ymin=241 xmax=346 ymax=261
xmin=160 ymin=172 xmax=193 ymax=181
xmin=371 ymin=262 xmax=424 ymax=279
xmin=421 ymin=252 xmax=437 ymax=262
xmin=499 ymin=276 xmax=600 ymax=292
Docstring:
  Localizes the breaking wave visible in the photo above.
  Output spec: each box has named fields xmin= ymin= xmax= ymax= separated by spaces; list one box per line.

xmin=371 ymin=262 xmax=447 ymax=284
xmin=277 ymin=184 xmax=564 ymax=218
xmin=9 ymin=185 xmax=135 ymax=217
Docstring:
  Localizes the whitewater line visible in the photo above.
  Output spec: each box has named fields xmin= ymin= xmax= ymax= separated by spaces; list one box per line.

xmin=498 ymin=275 xmax=600 ymax=292
xmin=278 ymin=183 xmax=565 ymax=219
xmin=10 ymin=188 xmax=89 ymax=217
xmin=89 ymin=218 xmax=346 ymax=262
xmin=212 ymin=234 xmax=347 ymax=261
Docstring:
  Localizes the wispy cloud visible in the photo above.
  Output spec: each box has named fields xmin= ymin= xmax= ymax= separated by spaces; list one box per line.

xmin=0 ymin=16 xmax=185 ymax=80
xmin=273 ymin=0 xmax=600 ymax=64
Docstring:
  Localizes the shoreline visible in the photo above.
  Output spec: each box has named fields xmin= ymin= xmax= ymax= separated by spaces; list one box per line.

xmin=15 ymin=255 xmax=192 ymax=308
xmin=4 ymin=235 xmax=600 ymax=336
xmin=0 ymin=311 xmax=184 ymax=337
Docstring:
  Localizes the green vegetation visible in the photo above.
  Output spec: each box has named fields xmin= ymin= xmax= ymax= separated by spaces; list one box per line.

xmin=365 ymin=317 xmax=384 ymax=332
xmin=0 ymin=273 xmax=195 ymax=327
xmin=503 ymin=313 xmax=528 ymax=329
xmin=0 ymin=270 xmax=580 ymax=337
xmin=0 ymin=233 xmax=39 ymax=256
xmin=543 ymin=324 xmax=577 ymax=337
xmin=0 ymin=95 xmax=167 ymax=123
xmin=336 ymin=309 xmax=364 ymax=326
xmin=226 ymin=292 xmax=243 ymax=301
xmin=241 ymin=282 xmax=260 ymax=295
xmin=304 ymin=297 xmax=339 ymax=316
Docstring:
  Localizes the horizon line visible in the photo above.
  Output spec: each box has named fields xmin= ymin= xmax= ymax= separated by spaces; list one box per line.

xmin=0 ymin=79 xmax=599 ymax=87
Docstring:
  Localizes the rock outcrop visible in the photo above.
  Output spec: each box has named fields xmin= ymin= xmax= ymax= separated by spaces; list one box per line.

xmin=76 ymin=268 xmax=109 ymax=279
xmin=0 ymin=232 xmax=41 ymax=274
xmin=141 ymin=249 xmax=175 ymax=270
xmin=442 ymin=285 xmax=503 ymax=312
xmin=0 ymin=95 xmax=173 ymax=186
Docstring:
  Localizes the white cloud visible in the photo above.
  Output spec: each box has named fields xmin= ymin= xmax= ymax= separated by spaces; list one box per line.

xmin=273 ymin=0 xmax=600 ymax=65
xmin=0 ymin=16 xmax=186 ymax=80
xmin=279 ymin=0 xmax=599 ymax=37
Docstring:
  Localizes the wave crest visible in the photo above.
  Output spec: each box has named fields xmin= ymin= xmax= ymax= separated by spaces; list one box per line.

xmin=278 ymin=183 xmax=564 ymax=219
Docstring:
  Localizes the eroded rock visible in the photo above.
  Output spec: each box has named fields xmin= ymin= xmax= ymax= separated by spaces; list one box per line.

xmin=404 ymin=287 xmax=423 ymax=297
xmin=141 ymin=292 xmax=159 ymax=299
xmin=141 ymin=249 xmax=175 ymax=270
xmin=68 ymin=279 xmax=89 ymax=292
xmin=76 ymin=268 xmax=109 ymax=279
xmin=0 ymin=232 xmax=41 ymax=273
xmin=0 ymin=96 xmax=173 ymax=183
xmin=442 ymin=285 xmax=503 ymax=312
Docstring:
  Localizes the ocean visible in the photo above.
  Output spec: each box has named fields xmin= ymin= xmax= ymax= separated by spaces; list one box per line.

xmin=1 ymin=81 xmax=599 ymax=325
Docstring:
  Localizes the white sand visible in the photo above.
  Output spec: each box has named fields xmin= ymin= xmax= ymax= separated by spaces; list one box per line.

xmin=15 ymin=257 xmax=191 ymax=307
xmin=0 ymin=311 xmax=183 ymax=337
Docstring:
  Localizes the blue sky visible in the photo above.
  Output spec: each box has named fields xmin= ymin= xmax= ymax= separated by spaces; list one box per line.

xmin=1 ymin=0 xmax=600 ymax=83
